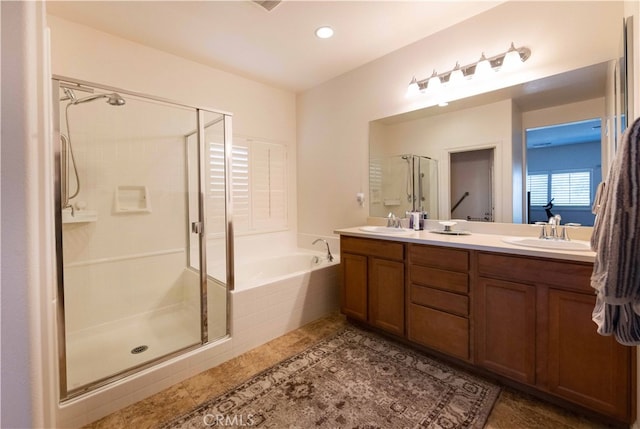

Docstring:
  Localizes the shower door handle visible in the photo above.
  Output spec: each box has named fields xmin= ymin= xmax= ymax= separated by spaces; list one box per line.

xmin=191 ymin=221 xmax=203 ymax=235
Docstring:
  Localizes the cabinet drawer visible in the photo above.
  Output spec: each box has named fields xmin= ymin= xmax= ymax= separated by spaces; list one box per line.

xmin=409 ymin=265 xmax=468 ymax=294
xmin=408 ymin=304 xmax=469 ymax=360
xmin=341 ymin=236 xmax=404 ymax=261
xmin=409 ymin=244 xmax=469 ymax=272
xmin=477 ymin=252 xmax=593 ymax=292
xmin=410 ymin=284 xmax=469 ymax=316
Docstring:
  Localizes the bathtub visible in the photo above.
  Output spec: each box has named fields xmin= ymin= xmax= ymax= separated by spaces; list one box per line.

xmin=233 ymin=251 xmax=339 ymax=290
xmin=228 ymin=250 xmax=341 ymax=355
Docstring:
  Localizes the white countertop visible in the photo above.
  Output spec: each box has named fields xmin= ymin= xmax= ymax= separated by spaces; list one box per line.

xmin=334 ymin=225 xmax=596 ymax=263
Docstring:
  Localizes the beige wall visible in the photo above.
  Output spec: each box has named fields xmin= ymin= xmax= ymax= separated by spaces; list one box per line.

xmin=48 ymin=15 xmax=299 ymax=252
xmin=48 ymin=16 xmax=296 ymax=141
xmin=297 ymin=1 xmax=625 ymax=237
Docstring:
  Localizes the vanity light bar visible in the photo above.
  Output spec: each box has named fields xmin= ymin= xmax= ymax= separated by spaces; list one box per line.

xmin=407 ymin=43 xmax=531 ymax=95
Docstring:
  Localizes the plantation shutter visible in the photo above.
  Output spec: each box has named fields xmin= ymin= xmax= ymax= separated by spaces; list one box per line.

xmin=208 ymin=138 xmax=287 ymax=235
xmin=551 ymin=171 xmax=591 ymax=206
xmin=207 ymin=142 xmax=226 ymax=234
xmin=526 ymin=173 xmax=549 ymax=206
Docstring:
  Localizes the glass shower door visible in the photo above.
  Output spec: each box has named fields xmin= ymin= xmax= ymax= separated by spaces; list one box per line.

xmin=369 ymin=154 xmax=439 ymax=218
xmin=54 ymin=79 xmax=228 ymax=398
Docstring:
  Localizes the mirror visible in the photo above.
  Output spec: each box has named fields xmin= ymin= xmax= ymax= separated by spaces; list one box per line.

xmin=369 ymin=60 xmax=615 ymax=224
xmin=369 ymin=154 xmax=439 ymax=219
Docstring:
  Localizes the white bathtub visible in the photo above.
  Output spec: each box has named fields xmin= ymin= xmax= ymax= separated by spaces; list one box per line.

xmin=232 ymin=251 xmax=339 ymax=290
xmin=228 ymin=249 xmax=341 ymax=355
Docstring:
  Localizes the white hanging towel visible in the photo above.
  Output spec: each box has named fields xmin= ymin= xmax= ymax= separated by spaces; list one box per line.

xmin=590 ymin=116 xmax=640 ymax=345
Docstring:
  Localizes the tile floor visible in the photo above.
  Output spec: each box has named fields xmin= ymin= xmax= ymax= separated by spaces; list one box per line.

xmin=84 ymin=312 xmax=613 ymax=429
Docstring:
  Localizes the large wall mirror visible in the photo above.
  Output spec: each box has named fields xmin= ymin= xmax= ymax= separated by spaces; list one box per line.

xmin=370 ymin=47 xmax=632 ymax=226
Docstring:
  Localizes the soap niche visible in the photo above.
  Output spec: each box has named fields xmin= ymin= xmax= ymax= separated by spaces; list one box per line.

xmin=114 ymin=185 xmax=151 ymax=213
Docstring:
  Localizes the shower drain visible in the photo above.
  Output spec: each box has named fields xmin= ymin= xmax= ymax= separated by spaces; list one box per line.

xmin=130 ymin=345 xmax=148 ymax=354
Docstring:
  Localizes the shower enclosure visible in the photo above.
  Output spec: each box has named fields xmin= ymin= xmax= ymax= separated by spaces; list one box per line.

xmin=369 ymin=154 xmax=438 ymax=219
xmin=52 ymin=77 xmax=233 ymax=399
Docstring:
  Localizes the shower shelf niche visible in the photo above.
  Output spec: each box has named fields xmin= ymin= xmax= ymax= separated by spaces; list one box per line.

xmin=115 ymin=185 xmax=152 ymax=213
xmin=62 ymin=208 xmax=98 ymax=224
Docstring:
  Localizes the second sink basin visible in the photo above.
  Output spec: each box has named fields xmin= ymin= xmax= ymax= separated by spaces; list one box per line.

xmin=359 ymin=226 xmax=414 ymax=235
xmin=503 ymin=237 xmax=592 ymax=251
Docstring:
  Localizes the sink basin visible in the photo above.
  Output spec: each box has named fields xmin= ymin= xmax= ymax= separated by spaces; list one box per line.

xmin=503 ymin=237 xmax=592 ymax=251
xmin=359 ymin=226 xmax=414 ymax=235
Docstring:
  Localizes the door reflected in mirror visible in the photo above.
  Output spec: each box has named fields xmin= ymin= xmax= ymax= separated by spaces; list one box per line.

xmin=450 ymin=148 xmax=494 ymax=222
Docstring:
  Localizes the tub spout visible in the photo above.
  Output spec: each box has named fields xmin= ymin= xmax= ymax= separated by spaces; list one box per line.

xmin=312 ymin=238 xmax=334 ymax=262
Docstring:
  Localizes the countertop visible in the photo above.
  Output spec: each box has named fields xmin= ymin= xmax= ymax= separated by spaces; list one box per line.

xmin=334 ymin=225 xmax=596 ymax=264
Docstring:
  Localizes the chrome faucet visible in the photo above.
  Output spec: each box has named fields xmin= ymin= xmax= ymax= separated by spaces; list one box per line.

xmin=387 ymin=212 xmax=401 ymax=228
xmin=539 ymin=214 xmax=570 ymax=240
xmin=312 ymin=238 xmax=334 ymax=262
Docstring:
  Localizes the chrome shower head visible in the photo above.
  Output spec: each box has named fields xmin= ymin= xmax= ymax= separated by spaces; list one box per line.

xmin=106 ymin=93 xmax=126 ymax=106
xmin=72 ymin=92 xmax=126 ymax=106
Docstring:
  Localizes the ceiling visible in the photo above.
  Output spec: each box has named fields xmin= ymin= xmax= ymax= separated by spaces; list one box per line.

xmin=46 ymin=1 xmax=609 ymax=148
xmin=46 ymin=0 xmax=504 ymax=92
xmin=526 ymin=118 xmax=602 ymax=149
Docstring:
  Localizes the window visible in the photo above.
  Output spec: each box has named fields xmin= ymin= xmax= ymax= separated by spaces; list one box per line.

xmin=526 ymin=169 xmax=592 ymax=207
xmin=207 ymin=138 xmax=287 ymax=235
xmin=551 ymin=171 xmax=591 ymax=206
xmin=526 ymin=173 xmax=548 ymax=206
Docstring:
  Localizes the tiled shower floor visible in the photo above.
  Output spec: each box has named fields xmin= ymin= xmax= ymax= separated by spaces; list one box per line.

xmin=66 ymin=304 xmax=201 ymax=391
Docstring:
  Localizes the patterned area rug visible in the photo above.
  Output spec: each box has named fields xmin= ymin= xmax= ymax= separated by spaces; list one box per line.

xmin=163 ymin=326 xmax=500 ymax=428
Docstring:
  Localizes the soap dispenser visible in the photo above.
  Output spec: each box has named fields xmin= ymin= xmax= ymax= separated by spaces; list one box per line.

xmin=412 ymin=212 xmax=420 ymax=231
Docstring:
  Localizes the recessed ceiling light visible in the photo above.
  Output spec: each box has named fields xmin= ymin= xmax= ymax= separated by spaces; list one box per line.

xmin=315 ymin=26 xmax=334 ymax=39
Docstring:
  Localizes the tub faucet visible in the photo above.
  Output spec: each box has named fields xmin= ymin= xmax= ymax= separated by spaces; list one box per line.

xmin=312 ymin=238 xmax=334 ymax=262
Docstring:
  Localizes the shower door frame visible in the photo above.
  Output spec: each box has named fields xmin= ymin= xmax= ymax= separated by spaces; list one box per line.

xmin=52 ymin=76 xmax=234 ymax=401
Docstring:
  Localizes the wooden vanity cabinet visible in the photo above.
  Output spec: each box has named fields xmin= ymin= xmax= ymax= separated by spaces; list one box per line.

xmin=476 ymin=252 xmax=634 ymax=422
xmin=339 ymin=234 xmax=634 ymax=424
xmin=407 ymin=244 xmax=471 ymax=361
xmin=340 ymin=236 xmax=405 ymax=336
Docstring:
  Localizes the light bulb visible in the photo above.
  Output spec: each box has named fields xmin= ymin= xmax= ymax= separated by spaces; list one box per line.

xmin=448 ymin=62 xmax=465 ymax=85
xmin=502 ymin=42 xmax=523 ymax=72
xmin=315 ymin=26 xmax=334 ymax=39
xmin=406 ymin=76 xmax=420 ymax=97
xmin=474 ymin=53 xmax=492 ymax=79
xmin=427 ymin=70 xmax=442 ymax=90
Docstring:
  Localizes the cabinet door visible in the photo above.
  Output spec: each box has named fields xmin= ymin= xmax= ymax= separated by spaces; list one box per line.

xmin=476 ymin=277 xmax=536 ymax=384
xmin=547 ymin=289 xmax=631 ymax=421
xmin=341 ymin=253 xmax=368 ymax=322
xmin=408 ymin=303 xmax=470 ymax=360
xmin=369 ymin=257 xmax=405 ymax=336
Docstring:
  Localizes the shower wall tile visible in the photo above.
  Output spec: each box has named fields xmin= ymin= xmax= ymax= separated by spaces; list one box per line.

xmin=62 ymin=101 xmax=192 ymax=265
xmin=64 ymin=252 xmax=187 ymax=332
